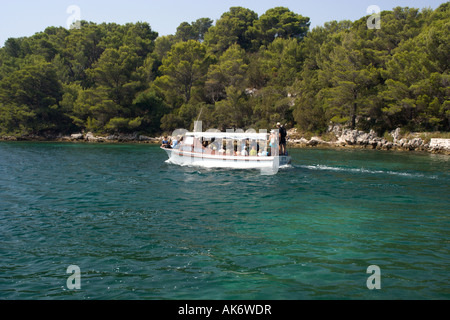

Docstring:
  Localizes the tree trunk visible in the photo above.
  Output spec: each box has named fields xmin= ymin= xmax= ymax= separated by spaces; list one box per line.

xmin=351 ymin=102 xmax=357 ymax=129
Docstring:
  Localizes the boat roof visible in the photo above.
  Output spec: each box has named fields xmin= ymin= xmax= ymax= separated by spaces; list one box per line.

xmin=185 ymin=131 xmax=269 ymax=140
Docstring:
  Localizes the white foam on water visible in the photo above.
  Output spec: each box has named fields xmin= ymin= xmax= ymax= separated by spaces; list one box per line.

xmin=299 ymin=164 xmax=438 ymax=179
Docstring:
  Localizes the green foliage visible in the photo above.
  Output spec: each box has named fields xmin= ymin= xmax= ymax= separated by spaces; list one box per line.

xmin=87 ymin=45 xmax=141 ymax=106
xmin=0 ymin=5 xmax=448 ymax=137
xmin=176 ymin=18 xmax=213 ymax=42
xmin=250 ymin=7 xmax=310 ymax=47
xmin=205 ymin=44 xmax=248 ymax=102
xmin=156 ymin=40 xmax=210 ymax=104
xmin=214 ymin=86 xmax=251 ymax=129
xmin=204 ymin=7 xmax=258 ymax=53
xmin=0 ymin=58 xmax=69 ymax=133
xmin=105 ymin=116 xmax=143 ymax=133
xmin=0 ymin=104 xmax=36 ymax=136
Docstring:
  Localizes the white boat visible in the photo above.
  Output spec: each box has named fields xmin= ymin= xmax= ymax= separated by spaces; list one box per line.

xmin=161 ymin=130 xmax=291 ymax=175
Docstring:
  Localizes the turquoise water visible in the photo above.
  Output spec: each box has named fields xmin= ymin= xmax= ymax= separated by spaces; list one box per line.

xmin=0 ymin=142 xmax=449 ymax=300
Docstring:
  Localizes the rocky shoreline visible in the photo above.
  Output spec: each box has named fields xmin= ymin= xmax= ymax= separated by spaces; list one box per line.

xmin=287 ymin=127 xmax=450 ymax=155
xmin=0 ymin=132 xmax=161 ymax=144
xmin=1 ymin=128 xmax=449 ymax=155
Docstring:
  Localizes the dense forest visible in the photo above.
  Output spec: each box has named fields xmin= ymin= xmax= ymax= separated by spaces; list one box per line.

xmin=0 ymin=4 xmax=448 ymax=138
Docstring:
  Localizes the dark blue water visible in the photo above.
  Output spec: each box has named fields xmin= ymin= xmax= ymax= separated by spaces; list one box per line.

xmin=0 ymin=142 xmax=449 ymax=299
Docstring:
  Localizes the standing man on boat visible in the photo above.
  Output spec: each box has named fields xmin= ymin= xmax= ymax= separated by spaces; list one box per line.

xmin=277 ymin=123 xmax=287 ymax=156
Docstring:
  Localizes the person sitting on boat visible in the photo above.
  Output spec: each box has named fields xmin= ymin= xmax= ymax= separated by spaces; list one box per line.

xmin=258 ymin=147 xmax=268 ymax=157
xmin=161 ymin=136 xmax=170 ymax=148
xmin=208 ymin=139 xmax=219 ymax=151
xmin=171 ymin=136 xmax=179 ymax=149
xmin=249 ymin=146 xmax=257 ymax=156
xmin=241 ymin=146 xmax=248 ymax=156
xmin=176 ymin=136 xmax=183 ymax=149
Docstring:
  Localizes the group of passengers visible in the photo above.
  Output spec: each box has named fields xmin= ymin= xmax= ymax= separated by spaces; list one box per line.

xmin=161 ymin=122 xmax=288 ymax=156
xmin=214 ymin=141 xmax=269 ymax=157
xmin=161 ymin=136 xmax=182 ymax=149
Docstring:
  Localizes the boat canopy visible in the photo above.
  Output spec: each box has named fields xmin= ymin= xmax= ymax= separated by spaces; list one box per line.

xmin=185 ymin=131 xmax=269 ymax=140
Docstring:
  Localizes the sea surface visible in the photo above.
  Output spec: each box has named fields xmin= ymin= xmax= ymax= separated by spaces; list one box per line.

xmin=0 ymin=142 xmax=449 ymax=300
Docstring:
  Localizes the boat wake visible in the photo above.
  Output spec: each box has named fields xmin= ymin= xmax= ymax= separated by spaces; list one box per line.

xmin=165 ymin=159 xmax=294 ymax=174
xmin=298 ymin=164 xmax=438 ymax=179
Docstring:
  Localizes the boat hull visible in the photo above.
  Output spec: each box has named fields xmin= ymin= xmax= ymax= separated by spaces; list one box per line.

xmin=162 ymin=148 xmax=291 ymax=170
